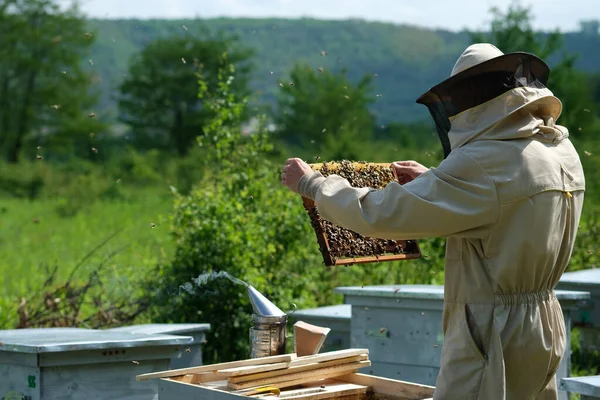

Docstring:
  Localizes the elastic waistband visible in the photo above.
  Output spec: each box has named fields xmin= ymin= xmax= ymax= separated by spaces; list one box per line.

xmin=495 ymin=289 xmax=556 ymax=305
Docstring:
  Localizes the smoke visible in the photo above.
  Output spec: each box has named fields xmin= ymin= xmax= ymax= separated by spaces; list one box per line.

xmin=178 ymin=271 xmax=248 ymax=296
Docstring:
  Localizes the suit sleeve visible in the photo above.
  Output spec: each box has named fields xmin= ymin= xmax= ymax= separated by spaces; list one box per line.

xmin=297 ymin=149 xmax=499 ymax=240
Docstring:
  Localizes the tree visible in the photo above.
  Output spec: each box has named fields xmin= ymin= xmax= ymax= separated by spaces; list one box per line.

xmin=117 ymin=33 xmax=253 ymax=157
xmin=274 ymin=65 xmax=376 ymax=160
xmin=469 ymin=1 xmax=598 ymax=135
xmin=0 ymin=0 xmax=103 ymax=163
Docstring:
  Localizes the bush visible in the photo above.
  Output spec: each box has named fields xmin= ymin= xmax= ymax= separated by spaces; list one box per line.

xmin=146 ymin=57 xmax=448 ymax=364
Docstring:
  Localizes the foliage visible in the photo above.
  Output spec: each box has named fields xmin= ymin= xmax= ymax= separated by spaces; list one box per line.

xmin=274 ymin=65 xmax=376 ymax=160
xmin=0 ymin=185 xmax=174 ymax=308
xmin=14 ymin=230 xmax=149 ymax=329
xmin=82 ymin=17 xmax=600 ymax=126
xmin=117 ymin=32 xmax=254 ymax=156
xmin=147 ymin=59 xmax=322 ymax=362
xmin=0 ymin=0 xmax=105 ymax=163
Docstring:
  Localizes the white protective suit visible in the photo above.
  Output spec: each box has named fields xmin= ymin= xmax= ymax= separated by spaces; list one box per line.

xmin=297 ymin=44 xmax=586 ymax=399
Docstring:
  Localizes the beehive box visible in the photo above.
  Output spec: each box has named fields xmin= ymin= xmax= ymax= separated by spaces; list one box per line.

xmin=142 ymin=349 xmax=434 ymax=399
xmin=556 ymin=267 xmax=600 ymax=351
xmin=158 ymin=373 xmax=434 ymax=399
xmin=108 ymin=323 xmax=211 ymax=369
xmin=302 ymin=161 xmax=421 ymax=266
xmin=0 ymin=327 xmax=193 ymax=400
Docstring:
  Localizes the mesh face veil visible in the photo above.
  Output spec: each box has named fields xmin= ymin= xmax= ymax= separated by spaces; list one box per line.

xmin=416 ymin=52 xmax=551 ymax=158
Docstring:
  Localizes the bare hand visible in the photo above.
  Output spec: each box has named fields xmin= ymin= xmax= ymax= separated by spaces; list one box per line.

xmin=281 ymin=158 xmax=313 ymax=193
xmin=392 ymin=161 xmax=429 ymax=184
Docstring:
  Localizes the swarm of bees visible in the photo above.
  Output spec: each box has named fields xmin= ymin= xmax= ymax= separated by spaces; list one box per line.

xmin=302 ymin=160 xmax=420 ymax=265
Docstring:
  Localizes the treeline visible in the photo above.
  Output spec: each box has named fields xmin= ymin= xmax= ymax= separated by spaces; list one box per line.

xmin=86 ymin=15 xmax=600 ymax=124
xmin=2 ymin=1 xmax=600 ymax=165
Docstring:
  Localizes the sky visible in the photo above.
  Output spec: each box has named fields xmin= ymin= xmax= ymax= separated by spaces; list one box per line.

xmin=65 ymin=0 xmax=599 ymax=33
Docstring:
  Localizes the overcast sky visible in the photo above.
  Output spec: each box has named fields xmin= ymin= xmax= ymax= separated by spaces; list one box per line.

xmin=67 ymin=0 xmax=598 ymax=32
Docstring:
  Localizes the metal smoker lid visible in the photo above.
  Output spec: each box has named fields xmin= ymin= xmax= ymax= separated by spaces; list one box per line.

xmin=247 ymin=285 xmax=285 ymax=317
xmin=0 ymin=327 xmax=193 ymax=354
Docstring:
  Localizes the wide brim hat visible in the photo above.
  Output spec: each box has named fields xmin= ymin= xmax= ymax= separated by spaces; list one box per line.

xmin=416 ymin=44 xmax=551 ymax=113
xmin=415 ymin=43 xmax=553 ymax=157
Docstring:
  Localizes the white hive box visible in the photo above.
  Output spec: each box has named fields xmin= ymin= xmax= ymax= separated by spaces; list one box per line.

xmin=0 ymin=327 xmax=192 ymax=400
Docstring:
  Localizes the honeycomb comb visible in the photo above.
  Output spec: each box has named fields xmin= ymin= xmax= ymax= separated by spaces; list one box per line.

xmin=301 ymin=160 xmax=421 ymax=266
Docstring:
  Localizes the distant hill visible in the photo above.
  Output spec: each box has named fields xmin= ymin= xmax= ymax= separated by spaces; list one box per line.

xmin=85 ymin=18 xmax=600 ymax=125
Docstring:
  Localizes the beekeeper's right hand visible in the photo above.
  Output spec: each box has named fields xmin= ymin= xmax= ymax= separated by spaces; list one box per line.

xmin=392 ymin=161 xmax=429 ymax=184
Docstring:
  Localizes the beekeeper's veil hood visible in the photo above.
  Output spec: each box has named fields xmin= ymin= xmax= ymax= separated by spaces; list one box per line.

xmin=416 ymin=43 xmax=563 ymax=158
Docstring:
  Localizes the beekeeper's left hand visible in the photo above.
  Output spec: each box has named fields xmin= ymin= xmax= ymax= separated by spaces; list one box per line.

xmin=281 ymin=158 xmax=313 ymax=193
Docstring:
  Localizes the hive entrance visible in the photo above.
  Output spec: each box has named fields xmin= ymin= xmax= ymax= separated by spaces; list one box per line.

xmin=301 ymin=160 xmax=421 ymax=266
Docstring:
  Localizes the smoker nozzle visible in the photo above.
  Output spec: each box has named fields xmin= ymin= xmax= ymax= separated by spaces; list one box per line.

xmin=247 ymin=285 xmax=285 ymax=317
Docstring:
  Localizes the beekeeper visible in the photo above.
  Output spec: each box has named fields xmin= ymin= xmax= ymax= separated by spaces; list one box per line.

xmin=280 ymin=43 xmax=586 ymax=400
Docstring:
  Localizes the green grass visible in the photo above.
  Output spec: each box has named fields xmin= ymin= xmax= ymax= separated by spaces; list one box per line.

xmin=0 ymin=186 xmax=175 ymax=321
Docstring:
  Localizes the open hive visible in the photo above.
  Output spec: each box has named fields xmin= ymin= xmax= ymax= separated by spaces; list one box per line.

xmin=139 ymin=349 xmax=435 ymax=399
xmin=301 ymin=161 xmax=421 ymax=266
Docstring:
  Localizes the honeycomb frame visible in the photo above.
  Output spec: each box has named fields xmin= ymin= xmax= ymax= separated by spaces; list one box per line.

xmin=301 ymin=160 xmax=422 ymax=266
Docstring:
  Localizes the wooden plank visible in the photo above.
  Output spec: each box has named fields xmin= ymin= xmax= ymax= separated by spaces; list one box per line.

xmin=219 ymin=362 xmax=293 ymax=377
xmin=230 ymin=364 xmax=366 ymax=392
xmin=173 ymin=372 xmax=230 ymax=384
xmin=333 ymin=252 xmax=422 ymax=266
xmin=336 ymin=373 xmax=435 ymax=399
xmin=219 ymin=349 xmax=368 ymax=379
xmin=228 ymin=361 xmax=371 ymax=390
xmin=288 ymin=349 xmax=368 ymax=368
xmin=136 ymin=353 xmax=296 ymax=381
xmin=229 ymin=355 xmax=369 ymax=384
xmin=254 ymin=382 xmax=368 ymax=400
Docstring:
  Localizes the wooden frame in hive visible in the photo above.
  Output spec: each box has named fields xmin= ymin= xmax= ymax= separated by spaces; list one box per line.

xmin=301 ymin=161 xmax=422 ymax=266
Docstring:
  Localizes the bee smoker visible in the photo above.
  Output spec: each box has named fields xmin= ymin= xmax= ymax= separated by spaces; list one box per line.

xmin=246 ymin=285 xmax=288 ymax=358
